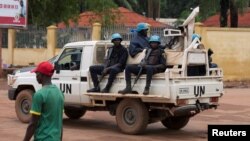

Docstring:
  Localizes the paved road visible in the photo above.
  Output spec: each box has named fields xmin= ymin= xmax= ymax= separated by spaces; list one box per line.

xmin=0 ymin=79 xmax=250 ymax=141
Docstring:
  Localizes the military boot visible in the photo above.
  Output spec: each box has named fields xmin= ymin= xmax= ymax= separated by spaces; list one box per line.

xmin=118 ymin=86 xmax=132 ymax=94
xmin=101 ymin=82 xmax=112 ymax=93
xmin=118 ymin=81 xmax=132 ymax=94
xmin=87 ymin=87 xmax=100 ymax=92
xmin=143 ymin=87 xmax=150 ymax=95
xmin=87 ymin=81 xmax=100 ymax=92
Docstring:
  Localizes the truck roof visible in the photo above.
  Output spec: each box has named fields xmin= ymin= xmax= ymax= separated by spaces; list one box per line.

xmin=64 ymin=40 xmax=130 ymax=48
xmin=64 ymin=40 xmax=106 ymax=47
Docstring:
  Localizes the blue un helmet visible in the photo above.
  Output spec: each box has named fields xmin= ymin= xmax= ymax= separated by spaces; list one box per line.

xmin=111 ymin=33 xmax=122 ymax=42
xmin=192 ymin=33 xmax=201 ymax=41
xmin=136 ymin=22 xmax=149 ymax=32
xmin=149 ymin=35 xmax=161 ymax=44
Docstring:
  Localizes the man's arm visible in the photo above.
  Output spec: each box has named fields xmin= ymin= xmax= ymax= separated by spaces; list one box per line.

xmin=119 ymin=47 xmax=129 ymax=66
xmin=129 ymin=42 xmax=143 ymax=57
xmin=153 ymin=52 xmax=167 ymax=70
xmin=61 ymin=126 xmax=63 ymax=141
xmin=23 ymin=114 xmax=40 ymax=141
xmin=109 ymin=47 xmax=129 ymax=68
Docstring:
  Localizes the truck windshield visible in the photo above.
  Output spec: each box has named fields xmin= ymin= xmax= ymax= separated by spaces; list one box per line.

xmin=57 ymin=48 xmax=82 ymax=70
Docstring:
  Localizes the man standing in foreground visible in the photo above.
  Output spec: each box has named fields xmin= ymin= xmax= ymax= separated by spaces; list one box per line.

xmin=23 ymin=61 xmax=64 ymax=141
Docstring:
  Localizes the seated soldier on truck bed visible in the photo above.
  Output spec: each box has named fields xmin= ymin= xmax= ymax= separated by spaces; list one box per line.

xmin=119 ymin=35 xmax=167 ymax=95
xmin=129 ymin=22 xmax=150 ymax=57
xmin=87 ymin=33 xmax=128 ymax=93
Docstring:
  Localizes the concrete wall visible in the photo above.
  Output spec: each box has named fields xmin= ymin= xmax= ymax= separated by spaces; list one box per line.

xmin=13 ymin=48 xmax=48 ymax=66
xmin=2 ymin=23 xmax=250 ymax=81
xmin=196 ymin=24 xmax=250 ymax=81
xmin=2 ymin=48 xmax=8 ymax=67
xmin=1 ymin=23 xmax=100 ymax=66
xmin=2 ymin=48 xmax=61 ymax=66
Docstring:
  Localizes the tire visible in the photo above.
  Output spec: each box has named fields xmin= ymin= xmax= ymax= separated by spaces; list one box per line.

xmin=116 ymin=99 xmax=149 ymax=135
xmin=161 ymin=116 xmax=190 ymax=130
xmin=64 ymin=107 xmax=86 ymax=119
xmin=15 ymin=89 xmax=33 ymax=123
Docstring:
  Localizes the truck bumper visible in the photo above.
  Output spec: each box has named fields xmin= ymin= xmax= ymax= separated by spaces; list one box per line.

xmin=8 ymin=88 xmax=17 ymax=100
xmin=173 ymin=103 xmax=217 ymax=117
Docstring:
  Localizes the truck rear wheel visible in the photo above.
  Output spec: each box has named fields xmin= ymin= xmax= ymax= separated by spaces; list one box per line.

xmin=64 ymin=107 xmax=86 ymax=119
xmin=116 ymin=99 xmax=149 ymax=134
xmin=15 ymin=89 xmax=33 ymax=123
xmin=161 ymin=116 xmax=190 ymax=130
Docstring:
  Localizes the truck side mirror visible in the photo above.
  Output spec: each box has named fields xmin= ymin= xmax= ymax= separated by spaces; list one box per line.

xmin=54 ymin=62 xmax=60 ymax=74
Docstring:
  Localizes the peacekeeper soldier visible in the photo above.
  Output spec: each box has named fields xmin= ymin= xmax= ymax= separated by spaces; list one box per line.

xmin=129 ymin=22 xmax=150 ymax=57
xmin=119 ymin=35 xmax=167 ymax=95
xmin=23 ymin=61 xmax=64 ymax=141
xmin=87 ymin=33 xmax=128 ymax=93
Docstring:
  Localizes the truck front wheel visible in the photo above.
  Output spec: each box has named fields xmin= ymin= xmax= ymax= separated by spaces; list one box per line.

xmin=15 ymin=89 xmax=33 ymax=123
xmin=161 ymin=116 xmax=190 ymax=130
xmin=64 ymin=107 xmax=86 ymax=119
xmin=116 ymin=99 xmax=149 ymax=135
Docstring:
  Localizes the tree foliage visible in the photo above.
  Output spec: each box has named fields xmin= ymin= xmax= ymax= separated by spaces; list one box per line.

xmin=83 ymin=0 xmax=118 ymax=26
xmin=27 ymin=0 xmax=249 ymax=27
xmin=160 ymin=0 xmax=199 ymax=19
xmin=28 ymin=0 xmax=80 ymax=27
xmin=199 ymin=0 xmax=249 ymax=27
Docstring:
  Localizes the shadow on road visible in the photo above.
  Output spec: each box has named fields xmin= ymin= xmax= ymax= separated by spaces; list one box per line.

xmin=63 ymin=117 xmax=207 ymax=139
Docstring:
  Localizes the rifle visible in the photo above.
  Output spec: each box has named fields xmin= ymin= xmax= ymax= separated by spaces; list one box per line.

xmin=98 ymin=47 xmax=113 ymax=85
xmin=132 ymin=48 xmax=152 ymax=89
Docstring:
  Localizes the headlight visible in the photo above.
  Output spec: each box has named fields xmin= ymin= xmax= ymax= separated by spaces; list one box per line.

xmin=7 ymin=74 xmax=17 ymax=86
xmin=13 ymin=69 xmax=21 ymax=74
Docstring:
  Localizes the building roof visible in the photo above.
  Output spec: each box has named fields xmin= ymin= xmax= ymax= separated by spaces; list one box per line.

xmin=58 ymin=7 xmax=167 ymax=28
xmin=202 ymin=10 xmax=250 ymax=27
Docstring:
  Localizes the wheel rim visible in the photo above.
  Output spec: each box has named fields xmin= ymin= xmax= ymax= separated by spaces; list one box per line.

xmin=123 ymin=107 xmax=137 ymax=125
xmin=21 ymin=99 xmax=31 ymax=114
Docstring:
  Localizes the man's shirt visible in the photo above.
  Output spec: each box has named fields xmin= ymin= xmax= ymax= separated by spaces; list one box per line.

xmin=30 ymin=84 xmax=64 ymax=141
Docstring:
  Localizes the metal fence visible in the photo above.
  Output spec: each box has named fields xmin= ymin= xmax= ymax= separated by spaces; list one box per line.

xmin=11 ymin=25 xmax=171 ymax=48
xmin=101 ymin=25 xmax=136 ymax=41
xmin=1 ymin=29 xmax=8 ymax=48
xmin=101 ymin=25 xmax=169 ymax=45
xmin=57 ymin=27 xmax=92 ymax=48
xmin=16 ymin=26 xmax=47 ymax=48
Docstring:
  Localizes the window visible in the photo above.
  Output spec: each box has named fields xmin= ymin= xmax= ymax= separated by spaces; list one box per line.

xmin=95 ymin=43 xmax=112 ymax=64
xmin=96 ymin=46 xmax=106 ymax=64
xmin=57 ymin=48 xmax=82 ymax=70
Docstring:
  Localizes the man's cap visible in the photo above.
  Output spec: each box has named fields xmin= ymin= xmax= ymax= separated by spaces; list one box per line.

xmin=111 ymin=33 xmax=122 ymax=42
xmin=149 ymin=35 xmax=161 ymax=44
xmin=31 ymin=61 xmax=54 ymax=77
xmin=192 ymin=33 xmax=201 ymax=41
xmin=136 ymin=22 xmax=149 ymax=32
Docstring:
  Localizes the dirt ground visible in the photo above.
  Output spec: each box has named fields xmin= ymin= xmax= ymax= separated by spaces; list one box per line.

xmin=224 ymin=80 xmax=250 ymax=88
xmin=1 ymin=78 xmax=250 ymax=141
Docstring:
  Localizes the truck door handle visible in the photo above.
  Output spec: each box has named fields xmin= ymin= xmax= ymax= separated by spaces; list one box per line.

xmin=52 ymin=78 xmax=59 ymax=80
xmin=72 ymin=77 xmax=77 ymax=80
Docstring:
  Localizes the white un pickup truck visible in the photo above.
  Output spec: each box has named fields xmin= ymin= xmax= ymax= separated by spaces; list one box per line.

xmin=7 ymin=7 xmax=224 ymax=134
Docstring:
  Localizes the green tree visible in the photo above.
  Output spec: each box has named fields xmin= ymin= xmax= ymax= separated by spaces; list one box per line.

xmin=79 ymin=0 xmax=119 ymax=26
xmin=148 ymin=0 xmax=160 ymax=20
xmin=28 ymin=0 xmax=80 ymax=27
xmin=113 ymin=0 xmax=147 ymax=16
xmin=160 ymin=0 xmax=199 ymax=19
xmin=200 ymin=0 xmax=249 ymax=27
xmin=113 ymin=0 xmax=138 ymax=11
